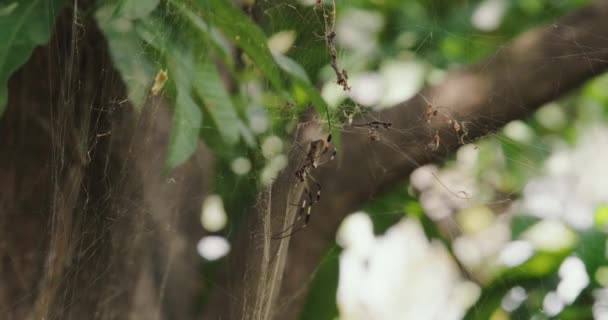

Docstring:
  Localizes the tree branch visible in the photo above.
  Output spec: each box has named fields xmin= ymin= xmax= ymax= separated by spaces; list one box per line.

xmin=206 ymin=1 xmax=608 ymax=319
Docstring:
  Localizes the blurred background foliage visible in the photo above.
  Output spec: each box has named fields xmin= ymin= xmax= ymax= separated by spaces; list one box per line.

xmin=2 ymin=0 xmax=607 ymax=318
xmin=94 ymin=0 xmax=608 ymax=318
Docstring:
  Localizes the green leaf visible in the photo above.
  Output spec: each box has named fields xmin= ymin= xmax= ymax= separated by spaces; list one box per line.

xmin=512 ymin=250 xmax=569 ymax=277
xmin=114 ymin=0 xmax=160 ymax=19
xmin=95 ymin=4 xmax=155 ymax=111
xmin=594 ymin=204 xmax=608 ymax=227
xmin=273 ymin=53 xmax=309 ymax=83
xmin=167 ymin=88 xmax=203 ymax=169
xmin=174 ymin=3 xmax=232 ymax=66
xmin=165 ymin=43 xmax=204 ymax=169
xmin=198 ymin=0 xmax=285 ymax=93
xmin=511 ymin=214 xmax=541 ymax=239
xmin=237 ymin=120 xmax=256 ymax=148
xmin=0 ymin=0 xmax=64 ymax=115
xmin=465 ymin=277 xmax=552 ymax=320
xmin=299 ymin=247 xmax=340 ymax=320
xmin=574 ymin=229 xmax=608 ymax=278
xmin=0 ymin=3 xmax=18 ymax=16
xmin=134 ymin=12 xmax=212 ymax=168
xmin=194 ymin=56 xmax=240 ymax=145
xmin=169 ymin=5 xmax=241 ymax=145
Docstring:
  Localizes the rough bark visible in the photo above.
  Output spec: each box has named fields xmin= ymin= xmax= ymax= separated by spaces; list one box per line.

xmin=0 ymin=7 xmax=210 ymax=320
xmin=205 ymin=1 xmax=608 ymax=319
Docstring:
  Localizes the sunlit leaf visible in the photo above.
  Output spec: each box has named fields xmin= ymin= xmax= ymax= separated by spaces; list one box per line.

xmin=514 ymin=251 xmax=569 ymax=277
xmin=595 ymin=204 xmax=608 ymax=228
xmin=150 ymin=69 xmax=168 ymax=95
xmin=0 ymin=0 xmax=64 ymax=115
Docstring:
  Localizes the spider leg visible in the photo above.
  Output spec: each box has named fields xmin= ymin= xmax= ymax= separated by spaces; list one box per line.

xmin=320 ymin=134 xmax=333 ymax=155
xmin=304 ymin=205 xmax=313 ymax=225
xmin=301 ymin=187 xmax=311 ymax=212
xmin=273 ymin=135 xmax=334 ymax=240
xmin=315 ymin=152 xmax=336 ymax=166
xmin=271 ymin=188 xmax=313 ymax=239
xmin=300 ymin=188 xmax=315 ymax=227
xmin=306 ymin=174 xmax=322 ymax=203
xmin=315 ymin=144 xmax=337 ymax=166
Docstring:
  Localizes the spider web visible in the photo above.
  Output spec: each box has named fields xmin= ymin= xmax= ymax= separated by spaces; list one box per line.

xmin=3 ymin=0 xmax=608 ymax=320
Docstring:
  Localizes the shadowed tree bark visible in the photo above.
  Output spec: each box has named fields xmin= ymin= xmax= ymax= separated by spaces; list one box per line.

xmin=0 ymin=6 xmax=210 ymax=320
xmin=203 ymin=1 xmax=608 ymax=319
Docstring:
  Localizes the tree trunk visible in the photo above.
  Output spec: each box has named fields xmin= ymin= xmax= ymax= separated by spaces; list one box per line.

xmin=0 ymin=7 xmax=210 ymax=320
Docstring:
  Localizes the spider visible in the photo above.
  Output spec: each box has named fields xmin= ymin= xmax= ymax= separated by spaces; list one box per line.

xmin=428 ymin=130 xmax=440 ymax=151
xmin=424 ymin=104 xmax=469 ymax=146
xmin=272 ymin=133 xmax=335 ymax=239
xmin=352 ymin=121 xmax=392 ymax=141
xmin=453 ymin=120 xmax=469 ymax=145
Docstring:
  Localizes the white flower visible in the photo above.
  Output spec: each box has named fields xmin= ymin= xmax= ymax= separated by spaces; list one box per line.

xmin=521 ymin=125 xmax=608 ymax=229
xmin=497 ymin=240 xmax=535 ymax=267
xmin=502 ymin=286 xmax=527 ymax=312
xmin=557 ymin=256 xmax=589 ymax=304
xmin=196 ymin=236 xmax=230 ymax=261
xmin=543 ymin=256 xmax=589 ymax=316
xmin=410 ymin=163 xmax=477 ymax=221
xmin=231 ymin=157 xmax=252 ymax=175
xmin=200 ymin=195 xmax=227 ymax=232
xmin=336 ymin=9 xmax=383 ymax=55
xmin=336 ymin=213 xmax=479 ymax=320
xmin=471 ymin=0 xmax=508 ymax=32
xmin=520 ymin=219 xmax=576 ymax=252
xmin=593 ymin=289 xmax=608 ymax=320
xmin=452 ymin=214 xmax=511 ymax=274
xmin=261 ymin=135 xmax=283 ymax=159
